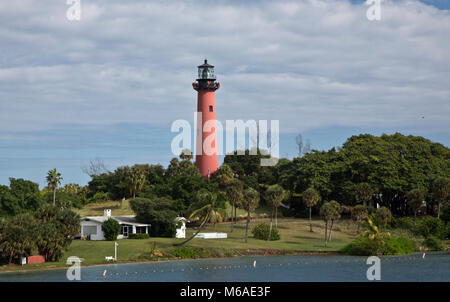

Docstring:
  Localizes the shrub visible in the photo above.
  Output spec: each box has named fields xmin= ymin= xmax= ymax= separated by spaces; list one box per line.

xmin=391 ymin=217 xmax=415 ymax=230
xmin=252 ymin=223 xmax=280 ymax=241
xmin=92 ymin=192 xmax=109 ymax=203
xmin=341 ymin=237 xmax=416 ymax=256
xmin=414 ymin=216 xmax=446 ymax=239
xmin=341 ymin=237 xmax=381 ymax=256
xmin=422 ymin=236 xmax=445 ymax=251
xmin=128 ymin=233 xmax=150 ymax=239
xmin=373 ymin=207 xmax=392 ymax=231
xmin=172 ymin=247 xmax=197 ymax=259
xmin=381 ymin=237 xmax=416 ymax=255
xmin=102 ymin=218 xmax=121 ymax=241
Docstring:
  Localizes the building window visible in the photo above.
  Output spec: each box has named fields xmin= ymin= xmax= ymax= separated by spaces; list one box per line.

xmin=136 ymin=226 xmax=147 ymax=234
xmin=209 ymin=105 xmax=213 ymax=112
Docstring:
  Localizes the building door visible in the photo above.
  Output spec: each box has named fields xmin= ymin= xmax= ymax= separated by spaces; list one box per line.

xmin=121 ymin=225 xmax=131 ymax=237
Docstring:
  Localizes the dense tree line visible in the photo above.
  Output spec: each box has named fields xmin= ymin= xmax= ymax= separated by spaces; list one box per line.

xmin=0 ymin=204 xmax=80 ymax=264
xmin=222 ymin=133 xmax=449 ymax=217
xmin=282 ymin=133 xmax=449 ymax=216
xmin=0 ymin=133 xmax=448 ymax=223
xmin=0 ymin=178 xmax=42 ymax=216
xmin=65 ymin=132 xmax=450 ymax=222
xmin=0 ymin=178 xmax=88 ymax=217
xmin=88 ymin=159 xmax=223 ymax=216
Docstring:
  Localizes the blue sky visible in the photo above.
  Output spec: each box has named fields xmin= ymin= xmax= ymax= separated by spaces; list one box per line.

xmin=0 ymin=0 xmax=449 ymax=187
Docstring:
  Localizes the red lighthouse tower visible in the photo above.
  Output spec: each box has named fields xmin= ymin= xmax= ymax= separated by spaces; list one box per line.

xmin=192 ymin=60 xmax=220 ymax=178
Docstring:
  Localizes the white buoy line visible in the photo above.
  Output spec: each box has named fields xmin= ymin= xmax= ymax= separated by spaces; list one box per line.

xmin=99 ymin=260 xmax=302 ymax=277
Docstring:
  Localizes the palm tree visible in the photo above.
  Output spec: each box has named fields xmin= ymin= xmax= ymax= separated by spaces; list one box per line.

xmin=265 ymin=184 xmax=285 ymax=241
xmin=173 ymin=190 xmax=223 ymax=246
xmin=128 ymin=166 xmax=147 ymax=199
xmin=46 ymin=169 xmax=62 ymax=205
xmin=320 ymin=202 xmax=332 ymax=246
xmin=241 ymin=187 xmax=260 ymax=243
xmin=320 ymin=201 xmax=342 ymax=246
xmin=355 ymin=183 xmax=374 ymax=207
xmin=351 ymin=205 xmax=368 ymax=233
xmin=374 ymin=207 xmax=392 ymax=232
xmin=225 ymin=179 xmax=243 ymax=232
xmin=327 ymin=200 xmax=342 ymax=242
xmin=216 ymin=164 xmax=239 ymax=231
xmin=215 ymin=164 xmax=234 ymax=188
xmin=302 ymin=187 xmax=321 ymax=232
xmin=63 ymin=183 xmax=82 ymax=196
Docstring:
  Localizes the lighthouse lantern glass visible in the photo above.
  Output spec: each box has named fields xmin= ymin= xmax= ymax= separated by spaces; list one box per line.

xmin=198 ymin=67 xmax=215 ymax=80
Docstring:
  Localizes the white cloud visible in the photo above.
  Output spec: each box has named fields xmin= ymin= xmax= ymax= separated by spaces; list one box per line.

xmin=0 ymin=0 xmax=449 ymax=135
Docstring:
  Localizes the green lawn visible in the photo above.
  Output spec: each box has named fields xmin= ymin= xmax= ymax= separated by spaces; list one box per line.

xmin=75 ymin=200 xmax=133 ymax=217
xmin=0 ymin=218 xmax=359 ymax=272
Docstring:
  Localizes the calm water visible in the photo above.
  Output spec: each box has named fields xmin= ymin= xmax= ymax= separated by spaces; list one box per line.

xmin=1 ymin=253 xmax=449 ymax=282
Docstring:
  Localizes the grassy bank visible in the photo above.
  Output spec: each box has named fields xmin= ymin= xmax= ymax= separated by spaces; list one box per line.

xmin=75 ymin=200 xmax=134 ymax=217
xmin=0 ymin=218 xmax=358 ymax=272
xmin=75 ymin=200 xmax=273 ymax=219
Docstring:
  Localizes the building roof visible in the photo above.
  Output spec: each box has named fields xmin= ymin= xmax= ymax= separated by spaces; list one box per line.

xmin=81 ymin=215 xmax=151 ymax=227
xmin=175 ymin=217 xmax=188 ymax=222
